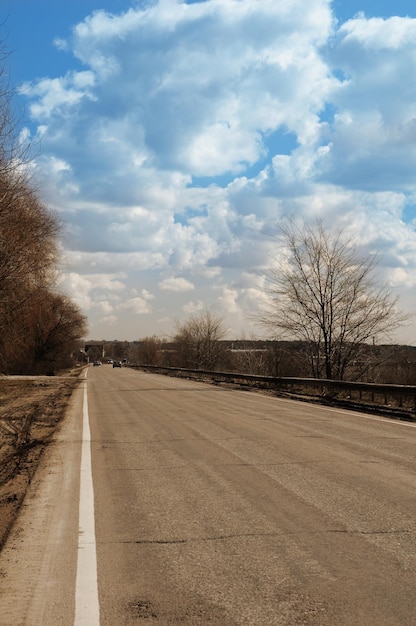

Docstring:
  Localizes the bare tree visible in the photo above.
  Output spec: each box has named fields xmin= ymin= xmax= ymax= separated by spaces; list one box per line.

xmin=0 ymin=175 xmax=61 ymax=363
xmin=0 ymin=33 xmax=76 ymax=373
xmin=0 ymin=40 xmax=58 ymax=301
xmin=0 ymin=39 xmax=28 ymax=170
xmin=228 ymin=337 xmax=274 ymax=376
xmin=0 ymin=175 xmax=59 ymax=281
xmin=0 ymin=35 xmax=89 ymax=373
xmin=5 ymin=289 xmax=87 ymax=374
xmin=135 ymin=336 xmax=165 ymax=365
xmin=256 ymin=220 xmax=408 ymax=380
xmin=173 ymin=310 xmax=229 ymax=370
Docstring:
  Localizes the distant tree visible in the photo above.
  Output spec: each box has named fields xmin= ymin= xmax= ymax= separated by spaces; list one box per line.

xmin=370 ymin=345 xmax=416 ymax=386
xmin=256 ymin=220 xmax=408 ymax=380
xmin=136 ymin=336 xmax=164 ymax=365
xmin=173 ymin=310 xmax=229 ymax=370
xmin=229 ymin=337 xmax=271 ymax=375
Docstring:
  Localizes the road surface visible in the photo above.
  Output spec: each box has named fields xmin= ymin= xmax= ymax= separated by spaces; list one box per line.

xmin=0 ymin=365 xmax=415 ymax=625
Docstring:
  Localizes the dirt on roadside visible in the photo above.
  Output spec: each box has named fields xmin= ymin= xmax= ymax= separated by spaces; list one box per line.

xmin=0 ymin=371 xmax=83 ymax=550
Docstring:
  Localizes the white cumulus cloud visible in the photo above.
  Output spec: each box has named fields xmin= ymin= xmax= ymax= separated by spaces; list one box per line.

xmin=16 ymin=0 xmax=416 ymax=343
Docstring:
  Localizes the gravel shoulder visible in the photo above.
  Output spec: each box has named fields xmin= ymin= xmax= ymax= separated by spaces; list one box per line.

xmin=0 ymin=370 xmax=84 ymax=550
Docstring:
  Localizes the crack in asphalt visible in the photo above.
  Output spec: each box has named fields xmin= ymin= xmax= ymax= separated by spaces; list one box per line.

xmin=112 ymin=528 xmax=413 ymax=546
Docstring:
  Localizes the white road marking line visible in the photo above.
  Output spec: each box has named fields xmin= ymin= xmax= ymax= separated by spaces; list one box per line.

xmin=74 ymin=372 xmax=100 ymax=625
xmin=238 ymin=389 xmax=416 ymax=427
xmin=316 ymin=403 xmax=416 ymax=427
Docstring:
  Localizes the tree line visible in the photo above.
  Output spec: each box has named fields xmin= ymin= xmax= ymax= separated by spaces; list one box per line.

xmin=99 ymin=218 xmax=410 ymax=384
xmin=88 ymin=334 xmax=416 ymax=386
xmin=0 ymin=43 xmax=86 ymax=374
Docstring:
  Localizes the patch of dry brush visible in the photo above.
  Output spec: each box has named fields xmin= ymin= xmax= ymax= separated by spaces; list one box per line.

xmin=0 ymin=373 xmax=81 ymax=549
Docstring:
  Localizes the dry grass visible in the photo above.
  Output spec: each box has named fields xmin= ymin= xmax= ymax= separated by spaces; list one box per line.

xmin=0 ymin=372 xmax=82 ymax=549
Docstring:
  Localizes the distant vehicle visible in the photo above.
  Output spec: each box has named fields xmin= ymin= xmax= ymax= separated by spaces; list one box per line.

xmin=93 ymin=361 xmax=101 ymax=366
xmin=113 ymin=361 xmax=122 ymax=368
xmin=107 ymin=359 xmax=113 ymax=364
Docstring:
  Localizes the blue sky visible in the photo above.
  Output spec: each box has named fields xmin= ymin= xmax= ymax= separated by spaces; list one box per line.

xmin=2 ymin=0 xmax=416 ymax=343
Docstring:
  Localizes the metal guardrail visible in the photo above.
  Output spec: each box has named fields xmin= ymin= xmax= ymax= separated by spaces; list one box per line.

xmin=130 ymin=364 xmax=416 ymax=417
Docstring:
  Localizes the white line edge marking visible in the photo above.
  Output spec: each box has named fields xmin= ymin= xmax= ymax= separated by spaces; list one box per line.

xmin=237 ymin=389 xmax=416 ymax=428
xmin=284 ymin=396 xmax=416 ymax=427
xmin=315 ymin=403 xmax=416 ymax=427
xmin=74 ymin=369 xmax=100 ymax=625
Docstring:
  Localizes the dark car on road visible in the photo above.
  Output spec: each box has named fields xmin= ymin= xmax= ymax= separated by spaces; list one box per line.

xmin=112 ymin=361 xmax=122 ymax=368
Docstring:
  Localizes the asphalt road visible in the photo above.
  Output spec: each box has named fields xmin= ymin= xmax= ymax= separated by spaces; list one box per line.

xmin=0 ymin=365 xmax=415 ymax=625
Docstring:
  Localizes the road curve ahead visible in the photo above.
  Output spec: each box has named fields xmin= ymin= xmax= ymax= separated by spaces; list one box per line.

xmin=0 ymin=365 xmax=415 ymax=625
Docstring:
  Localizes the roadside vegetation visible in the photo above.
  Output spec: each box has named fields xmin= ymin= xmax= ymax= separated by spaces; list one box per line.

xmin=0 ymin=373 xmax=82 ymax=549
xmin=91 ymin=219 xmax=410 ymax=386
xmin=0 ymin=41 xmax=86 ymax=375
xmin=88 ymin=338 xmax=416 ymax=387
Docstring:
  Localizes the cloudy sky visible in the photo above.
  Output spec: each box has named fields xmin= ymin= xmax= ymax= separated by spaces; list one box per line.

xmin=3 ymin=0 xmax=416 ymax=343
